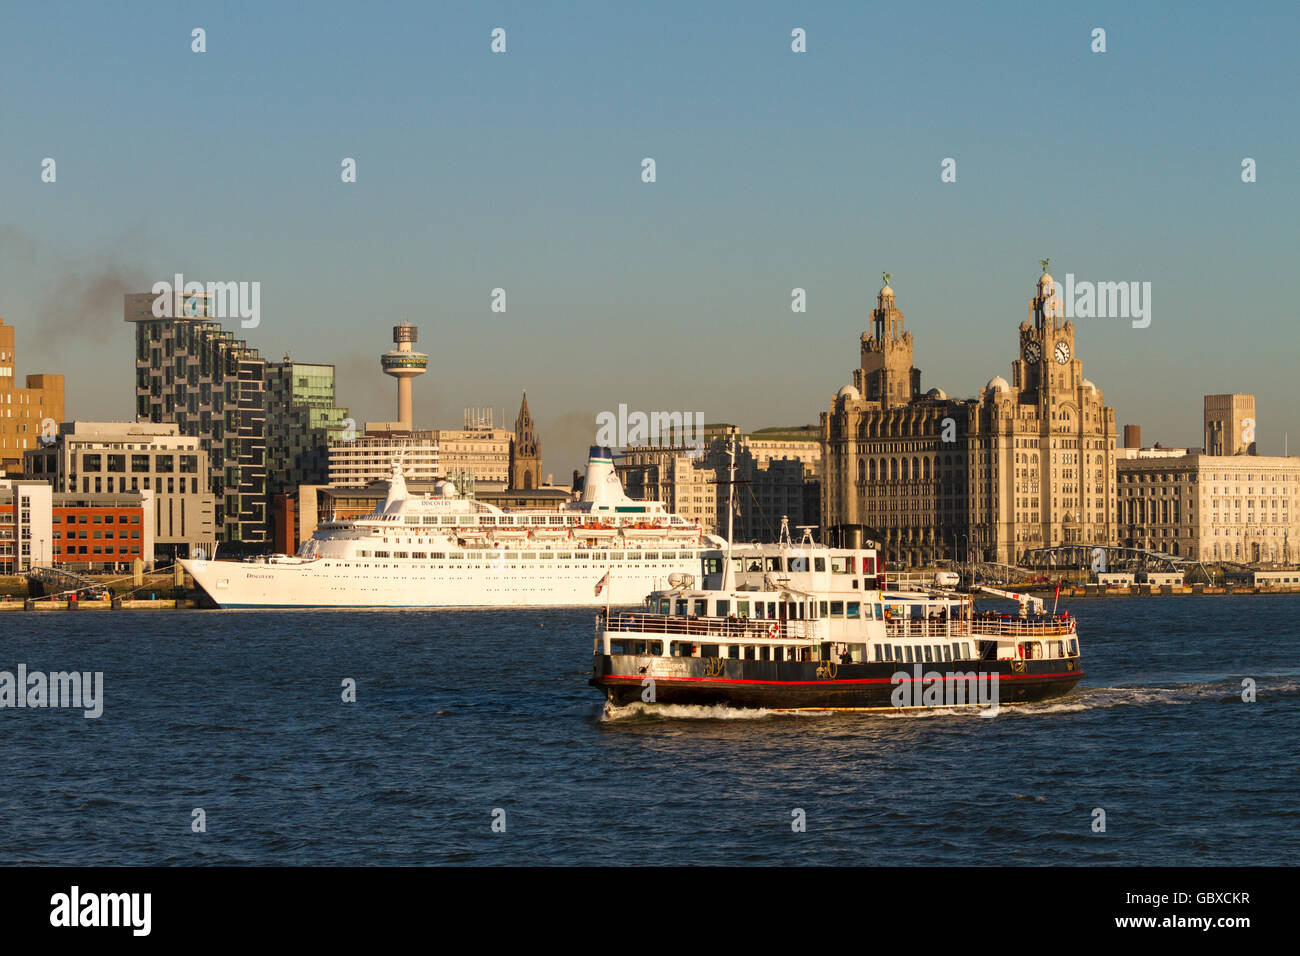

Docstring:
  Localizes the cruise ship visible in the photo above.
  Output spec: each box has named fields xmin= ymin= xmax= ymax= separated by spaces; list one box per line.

xmin=182 ymin=447 xmax=724 ymax=608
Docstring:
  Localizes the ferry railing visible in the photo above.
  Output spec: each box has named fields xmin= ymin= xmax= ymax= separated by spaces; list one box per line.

xmin=884 ymin=617 xmax=1076 ymax=640
xmin=606 ymin=612 xmax=818 ymax=641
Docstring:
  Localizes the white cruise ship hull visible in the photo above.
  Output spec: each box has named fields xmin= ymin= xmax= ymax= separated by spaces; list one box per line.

xmin=181 ymin=555 xmax=702 ymax=609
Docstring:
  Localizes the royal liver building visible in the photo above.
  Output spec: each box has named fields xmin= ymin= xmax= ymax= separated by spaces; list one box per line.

xmin=821 ymin=267 xmax=1118 ymax=567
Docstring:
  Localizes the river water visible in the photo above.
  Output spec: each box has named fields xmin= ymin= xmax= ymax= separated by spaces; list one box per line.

xmin=1 ymin=595 xmax=1296 ymax=865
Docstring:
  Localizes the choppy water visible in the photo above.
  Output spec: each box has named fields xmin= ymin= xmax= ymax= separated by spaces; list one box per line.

xmin=1 ymin=595 xmax=1297 ymax=865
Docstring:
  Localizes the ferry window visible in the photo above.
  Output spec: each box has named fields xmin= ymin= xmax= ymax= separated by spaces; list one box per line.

xmin=904 ymin=646 xmax=913 ymax=663
xmin=730 ymin=558 xmax=744 ymax=576
xmin=942 ymin=645 xmax=952 ymax=662
xmin=831 ymin=557 xmax=847 ymax=574
xmin=745 ymin=557 xmax=762 ymax=571
xmin=701 ymin=645 xmax=719 ymax=658
xmin=716 ymin=600 xmax=730 ymax=616
xmin=814 ymin=558 xmax=826 ymax=572
xmin=539 ymin=554 xmax=554 ymax=560
xmin=675 ymin=600 xmax=688 ymax=615
xmin=863 ymin=556 xmax=876 ymax=575
xmin=449 ymin=553 xmax=464 ymax=560
xmin=819 ymin=601 xmax=828 ymax=617
xmin=846 ymin=602 xmax=860 ymax=619
xmin=441 ymin=516 xmax=457 ymax=525
xmin=923 ymin=646 xmax=934 ymax=663
xmin=704 ymin=558 xmax=722 ymax=575
xmin=830 ymin=601 xmax=844 ymax=616
xmin=964 ymin=643 xmax=973 ymax=659
xmin=658 ymin=599 xmax=672 ymax=614
xmin=610 ymin=552 xmax=625 ymax=560
xmin=765 ymin=557 xmax=781 ymax=572
xmin=431 ymin=552 xmax=445 ymax=559
xmin=727 ymin=646 xmax=741 ymax=660
xmin=558 ymin=552 xmax=573 ymax=559
xmin=737 ymin=601 xmax=750 ymax=618
xmin=694 ymin=600 xmax=707 ymax=616
xmin=874 ymin=644 xmax=884 ymax=661
xmin=766 ymin=602 xmax=777 ymax=619
xmin=951 ymin=642 xmax=961 ymax=659
xmin=575 ymin=551 xmax=590 ymax=559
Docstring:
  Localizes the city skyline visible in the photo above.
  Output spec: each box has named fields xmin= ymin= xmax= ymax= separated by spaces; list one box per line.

xmin=2 ymin=1 xmax=1298 ymax=477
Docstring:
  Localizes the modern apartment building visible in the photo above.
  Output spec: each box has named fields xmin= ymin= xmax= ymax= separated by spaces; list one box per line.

xmin=265 ymin=359 xmax=350 ymax=493
xmin=125 ymin=291 xmax=268 ymax=547
xmin=23 ymin=421 xmax=216 ymax=560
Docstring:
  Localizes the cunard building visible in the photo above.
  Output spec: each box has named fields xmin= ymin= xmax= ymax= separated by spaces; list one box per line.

xmin=821 ymin=267 xmax=1118 ymax=567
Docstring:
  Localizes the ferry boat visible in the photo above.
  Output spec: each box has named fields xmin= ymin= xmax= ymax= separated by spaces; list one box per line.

xmin=590 ymin=527 xmax=1084 ymax=713
xmin=181 ymin=447 xmax=723 ymax=608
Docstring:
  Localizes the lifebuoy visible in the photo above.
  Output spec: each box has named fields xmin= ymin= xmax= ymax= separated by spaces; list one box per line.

xmin=768 ymin=622 xmax=779 ymax=638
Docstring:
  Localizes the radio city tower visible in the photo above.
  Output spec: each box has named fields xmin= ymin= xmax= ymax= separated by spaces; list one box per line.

xmin=381 ymin=321 xmax=428 ymax=430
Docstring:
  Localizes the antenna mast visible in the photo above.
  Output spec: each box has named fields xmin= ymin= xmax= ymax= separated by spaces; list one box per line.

xmin=722 ymin=426 xmax=737 ymax=590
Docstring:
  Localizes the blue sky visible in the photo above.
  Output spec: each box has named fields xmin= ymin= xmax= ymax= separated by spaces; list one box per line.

xmin=2 ymin=0 xmax=1297 ymax=475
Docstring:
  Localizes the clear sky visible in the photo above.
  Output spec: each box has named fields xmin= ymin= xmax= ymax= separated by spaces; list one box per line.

xmin=2 ymin=0 xmax=1297 ymax=476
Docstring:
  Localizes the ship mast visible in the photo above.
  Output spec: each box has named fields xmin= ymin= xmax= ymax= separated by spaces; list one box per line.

xmin=722 ymin=426 xmax=737 ymax=590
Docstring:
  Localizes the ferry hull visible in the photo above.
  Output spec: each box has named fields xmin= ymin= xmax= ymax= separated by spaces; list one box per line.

xmin=592 ymin=654 xmax=1083 ymax=711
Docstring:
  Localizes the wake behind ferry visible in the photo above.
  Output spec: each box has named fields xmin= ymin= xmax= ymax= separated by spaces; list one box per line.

xmin=182 ymin=447 xmax=722 ymax=608
xmin=591 ymin=510 xmax=1084 ymax=714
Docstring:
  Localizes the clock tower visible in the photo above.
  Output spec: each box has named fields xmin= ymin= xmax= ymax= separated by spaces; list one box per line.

xmin=1013 ymin=262 xmax=1080 ymax=402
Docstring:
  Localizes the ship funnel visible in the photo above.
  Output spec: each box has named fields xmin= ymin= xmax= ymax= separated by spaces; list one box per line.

xmin=581 ymin=445 xmax=633 ymax=505
xmin=383 ymin=457 xmax=408 ymax=513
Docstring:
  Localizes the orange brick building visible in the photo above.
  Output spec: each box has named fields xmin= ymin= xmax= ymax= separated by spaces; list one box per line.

xmin=0 ymin=317 xmax=65 ymax=476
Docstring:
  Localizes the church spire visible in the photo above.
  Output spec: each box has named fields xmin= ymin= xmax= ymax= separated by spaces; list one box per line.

xmin=511 ymin=389 xmax=542 ymax=490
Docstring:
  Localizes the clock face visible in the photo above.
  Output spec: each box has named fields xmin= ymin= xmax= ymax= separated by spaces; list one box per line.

xmin=1024 ymin=342 xmax=1041 ymax=363
xmin=1054 ymin=341 xmax=1070 ymax=364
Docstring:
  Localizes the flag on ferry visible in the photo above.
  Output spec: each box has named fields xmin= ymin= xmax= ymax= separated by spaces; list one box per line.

xmin=1054 ymin=578 xmax=1062 ymax=601
xmin=594 ymin=572 xmax=610 ymax=596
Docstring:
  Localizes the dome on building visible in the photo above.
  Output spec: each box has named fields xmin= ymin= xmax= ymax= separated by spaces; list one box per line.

xmin=1038 ymin=272 xmax=1055 ymax=292
xmin=837 ymin=384 xmax=861 ymax=401
xmin=1082 ymin=378 xmax=1096 ymax=392
xmin=985 ymin=375 xmax=1011 ymax=392
xmin=879 ymin=284 xmax=894 ymax=298
xmin=925 ymin=387 xmax=948 ymax=400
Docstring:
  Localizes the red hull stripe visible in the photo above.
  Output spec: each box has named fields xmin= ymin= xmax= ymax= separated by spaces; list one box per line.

xmin=602 ymin=671 xmax=1084 ymax=686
